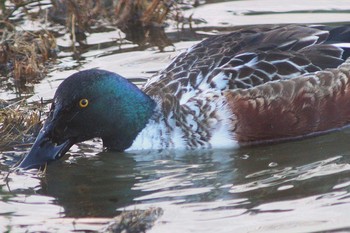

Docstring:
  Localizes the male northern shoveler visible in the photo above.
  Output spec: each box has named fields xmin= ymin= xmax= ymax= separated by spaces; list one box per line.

xmin=19 ymin=25 xmax=350 ymax=169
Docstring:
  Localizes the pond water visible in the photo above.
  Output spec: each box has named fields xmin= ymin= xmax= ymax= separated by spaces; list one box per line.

xmin=2 ymin=0 xmax=350 ymax=232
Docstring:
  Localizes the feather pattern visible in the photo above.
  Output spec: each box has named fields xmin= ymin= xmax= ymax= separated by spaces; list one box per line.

xmin=130 ymin=25 xmax=350 ymax=149
xmin=226 ymin=58 xmax=350 ymax=144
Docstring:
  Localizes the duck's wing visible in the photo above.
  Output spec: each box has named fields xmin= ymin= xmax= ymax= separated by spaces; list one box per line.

xmin=225 ymin=57 xmax=350 ymax=144
xmin=143 ymin=25 xmax=348 ymax=98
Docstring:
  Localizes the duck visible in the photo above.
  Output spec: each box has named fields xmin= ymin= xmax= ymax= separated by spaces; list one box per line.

xmin=19 ymin=24 xmax=350 ymax=169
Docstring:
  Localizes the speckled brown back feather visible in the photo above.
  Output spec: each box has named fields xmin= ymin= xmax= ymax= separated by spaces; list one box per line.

xmin=143 ymin=25 xmax=345 ymax=99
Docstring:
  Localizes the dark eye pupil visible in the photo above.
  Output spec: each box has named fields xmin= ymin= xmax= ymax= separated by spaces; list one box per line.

xmin=79 ymin=99 xmax=88 ymax=107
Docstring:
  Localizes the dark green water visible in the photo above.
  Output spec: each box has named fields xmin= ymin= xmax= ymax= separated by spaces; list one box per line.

xmin=1 ymin=0 xmax=350 ymax=232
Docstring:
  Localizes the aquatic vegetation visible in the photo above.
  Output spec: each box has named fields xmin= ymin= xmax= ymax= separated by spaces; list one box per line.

xmin=1 ymin=1 xmax=57 ymax=83
xmin=105 ymin=207 xmax=163 ymax=233
xmin=114 ymin=0 xmax=196 ymax=48
xmin=0 ymin=99 xmax=42 ymax=149
xmin=50 ymin=0 xmax=193 ymax=49
xmin=115 ymin=0 xmax=179 ymax=31
xmin=0 ymin=0 xmax=193 ymax=84
xmin=0 ymin=30 xmax=57 ymax=83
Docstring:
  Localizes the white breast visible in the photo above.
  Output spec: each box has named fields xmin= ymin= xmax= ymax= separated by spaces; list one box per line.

xmin=127 ymin=98 xmax=239 ymax=151
xmin=127 ymin=118 xmax=187 ymax=151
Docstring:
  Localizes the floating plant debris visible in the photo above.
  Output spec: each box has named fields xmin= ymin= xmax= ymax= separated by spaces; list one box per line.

xmin=105 ymin=207 xmax=163 ymax=233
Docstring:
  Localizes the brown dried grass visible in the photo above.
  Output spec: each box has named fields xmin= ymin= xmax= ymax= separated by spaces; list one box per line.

xmin=0 ymin=100 xmax=43 ymax=149
xmin=115 ymin=0 xmax=180 ymax=29
xmin=0 ymin=30 xmax=57 ymax=83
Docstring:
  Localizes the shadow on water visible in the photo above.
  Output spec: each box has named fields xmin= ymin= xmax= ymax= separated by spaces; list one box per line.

xmin=1 ymin=126 xmax=350 ymax=231
xmin=31 ymin=127 xmax=350 ymax=216
xmin=35 ymin=152 xmax=140 ymax=217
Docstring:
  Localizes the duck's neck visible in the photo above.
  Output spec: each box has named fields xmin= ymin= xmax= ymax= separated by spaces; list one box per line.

xmin=101 ymin=80 xmax=157 ymax=151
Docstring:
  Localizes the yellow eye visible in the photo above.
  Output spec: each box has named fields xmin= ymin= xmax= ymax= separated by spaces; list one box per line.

xmin=79 ymin=98 xmax=89 ymax=108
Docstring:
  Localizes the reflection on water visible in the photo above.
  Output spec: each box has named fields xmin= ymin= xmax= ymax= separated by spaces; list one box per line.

xmin=37 ymin=153 xmax=139 ymax=217
xmin=2 ymin=0 xmax=350 ymax=232
xmin=2 ymin=129 xmax=350 ymax=232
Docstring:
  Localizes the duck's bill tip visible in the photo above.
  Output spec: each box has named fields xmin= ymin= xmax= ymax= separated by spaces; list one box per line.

xmin=18 ymin=130 xmax=73 ymax=170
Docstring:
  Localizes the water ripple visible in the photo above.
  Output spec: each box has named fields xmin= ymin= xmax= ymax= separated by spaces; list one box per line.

xmin=230 ymin=155 xmax=350 ymax=193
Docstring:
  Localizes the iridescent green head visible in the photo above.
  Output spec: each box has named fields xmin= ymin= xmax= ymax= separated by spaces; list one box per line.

xmin=19 ymin=69 xmax=156 ymax=169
